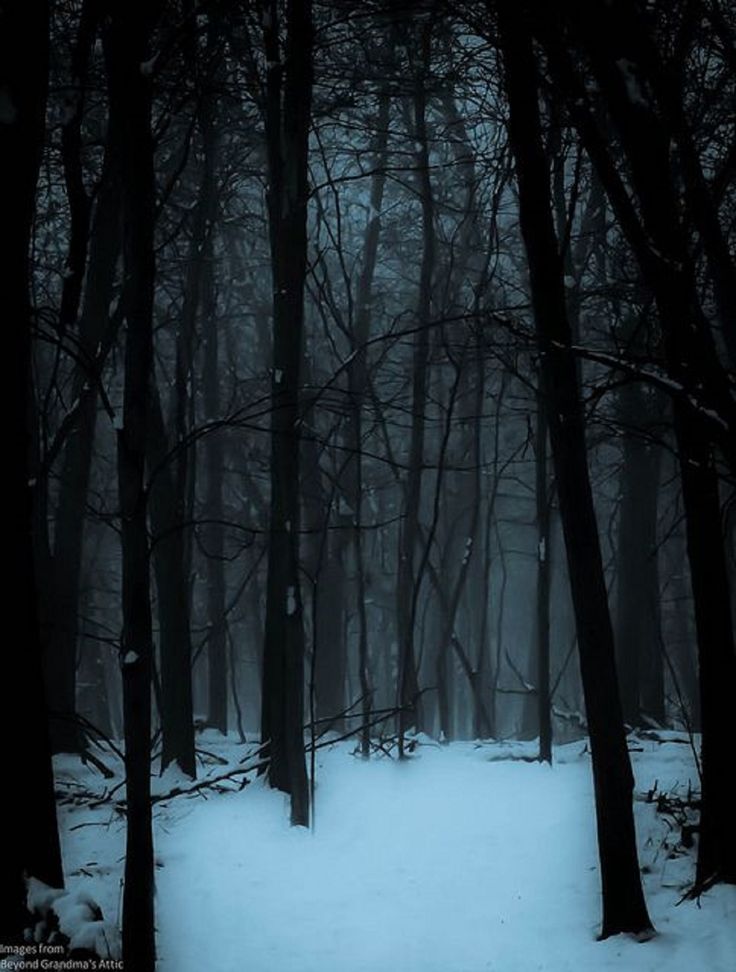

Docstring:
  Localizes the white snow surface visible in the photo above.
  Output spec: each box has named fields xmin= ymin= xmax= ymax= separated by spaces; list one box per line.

xmin=56 ymin=735 xmax=736 ymax=971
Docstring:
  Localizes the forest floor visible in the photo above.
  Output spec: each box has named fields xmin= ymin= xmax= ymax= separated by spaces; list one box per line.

xmin=54 ymin=731 xmax=736 ymax=972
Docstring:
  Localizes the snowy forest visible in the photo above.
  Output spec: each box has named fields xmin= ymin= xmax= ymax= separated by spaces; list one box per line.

xmin=3 ymin=0 xmax=736 ymax=969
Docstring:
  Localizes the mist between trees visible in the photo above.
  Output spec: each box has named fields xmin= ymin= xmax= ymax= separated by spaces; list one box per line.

xmin=2 ymin=1 xmax=735 ymax=969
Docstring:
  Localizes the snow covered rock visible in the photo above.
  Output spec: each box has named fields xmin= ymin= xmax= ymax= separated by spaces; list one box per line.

xmin=24 ymin=877 xmax=121 ymax=959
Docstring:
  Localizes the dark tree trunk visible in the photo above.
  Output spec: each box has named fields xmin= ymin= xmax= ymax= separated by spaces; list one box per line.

xmin=1 ymin=0 xmax=64 ymax=945
xmin=44 ymin=138 xmax=122 ymax=756
xmin=149 ymin=15 xmax=223 ymax=764
xmin=149 ymin=388 xmax=197 ymax=779
xmin=314 ymin=551 xmax=347 ymax=727
xmin=615 ymin=390 xmax=664 ymax=729
xmin=342 ymin=88 xmax=392 ymax=755
xmin=146 ymin=53 xmax=222 ymax=772
xmin=434 ymin=352 xmax=483 ymax=744
xmin=680 ymin=424 xmax=736 ymax=885
xmin=473 ymin=375 xmax=508 ymax=741
xmin=396 ymin=24 xmax=436 ymax=751
xmin=301 ymin=431 xmax=347 ymax=733
xmin=430 ymin=88 xmax=486 ymax=744
xmin=56 ymin=0 xmax=101 ymax=335
xmin=553 ymin=0 xmax=736 ymax=888
xmin=535 ymin=393 xmax=552 ymax=763
xmin=189 ymin=14 xmax=228 ymax=735
xmin=496 ymin=0 xmax=653 ymax=937
xmin=105 ymin=3 xmax=161 ymax=967
xmin=534 ymin=0 xmax=736 ymax=889
xmin=203 ymin=230 xmax=227 ymax=736
xmin=260 ymin=0 xmax=313 ymax=827
xmin=666 ymin=536 xmax=700 ymax=732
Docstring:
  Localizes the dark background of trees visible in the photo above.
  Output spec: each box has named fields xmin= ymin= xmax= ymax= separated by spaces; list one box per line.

xmin=4 ymin=0 xmax=734 ymax=966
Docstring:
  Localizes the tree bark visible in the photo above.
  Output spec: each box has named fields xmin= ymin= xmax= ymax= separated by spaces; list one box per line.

xmin=615 ymin=387 xmax=664 ymax=729
xmin=260 ymin=0 xmax=313 ymax=827
xmin=202 ymin=208 xmax=228 ymax=737
xmin=301 ymin=432 xmax=347 ymax=732
xmin=148 ymin=388 xmax=197 ymax=778
xmin=105 ymin=2 xmax=161 ymax=966
xmin=347 ymin=87 xmax=391 ymax=755
xmin=1 ymin=0 xmax=64 ymax=944
xmin=535 ymin=393 xmax=552 ymax=763
xmin=147 ymin=45 xmax=222 ymax=771
xmin=44 ymin=130 xmax=122 ymax=756
xmin=396 ymin=24 xmax=436 ymax=752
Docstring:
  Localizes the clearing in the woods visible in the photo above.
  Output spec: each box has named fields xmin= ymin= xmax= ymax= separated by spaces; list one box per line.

xmin=55 ymin=733 xmax=735 ymax=972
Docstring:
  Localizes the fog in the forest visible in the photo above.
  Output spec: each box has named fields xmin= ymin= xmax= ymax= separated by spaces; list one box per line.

xmin=3 ymin=1 xmax=735 ymax=970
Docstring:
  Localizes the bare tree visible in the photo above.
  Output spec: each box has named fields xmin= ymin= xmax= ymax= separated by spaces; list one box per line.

xmin=495 ymin=0 xmax=653 ymax=937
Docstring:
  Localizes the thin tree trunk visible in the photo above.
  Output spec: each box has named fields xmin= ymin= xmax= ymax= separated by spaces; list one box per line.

xmin=106 ymin=3 xmax=161 ymax=966
xmin=535 ymin=393 xmax=552 ymax=763
xmin=433 ymin=347 xmax=480 ymax=743
xmin=615 ymin=387 xmax=664 ymax=728
xmin=396 ymin=25 xmax=436 ymax=753
xmin=347 ymin=88 xmax=391 ymax=755
xmin=149 ymin=46 xmax=222 ymax=770
xmin=148 ymin=388 xmax=196 ymax=778
xmin=45 ymin=140 xmax=122 ymax=755
xmin=301 ymin=432 xmax=347 ymax=731
xmin=666 ymin=531 xmax=700 ymax=731
xmin=202 ymin=188 xmax=227 ymax=735
xmin=473 ymin=372 xmax=508 ymax=740
xmin=424 ymin=549 xmax=494 ymax=740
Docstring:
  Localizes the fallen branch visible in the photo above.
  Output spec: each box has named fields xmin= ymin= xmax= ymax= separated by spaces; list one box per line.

xmin=98 ymin=705 xmax=414 ymax=811
xmin=150 ymin=758 xmax=269 ymax=805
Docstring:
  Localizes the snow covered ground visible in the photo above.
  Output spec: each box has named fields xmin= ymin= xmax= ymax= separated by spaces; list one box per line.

xmin=55 ymin=734 xmax=735 ymax=971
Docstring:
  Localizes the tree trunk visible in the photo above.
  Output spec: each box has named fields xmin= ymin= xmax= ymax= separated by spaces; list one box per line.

xmin=535 ymin=393 xmax=552 ymax=763
xmin=202 ymin=211 xmax=227 ymax=736
xmin=497 ymin=0 xmax=653 ymax=937
xmin=554 ymin=0 xmax=736 ymax=888
xmin=148 ymin=388 xmax=197 ymax=778
xmin=534 ymin=0 xmax=736 ymax=888
xmin=665 ymin=531 xmax=700 ymax=732
xmin=1 ymin=0 xmax=64 ymax=945
xmin=105 ymin=3 xmax=161 ymax=966
xmin=396 ymin=24 xmax=436 ymax=752
xmin=473 ymin=374 xmax=508 ymax=741
xmin=301 ymin=432 xmax=347 ymax=732
xmin=260 ymin=0 xmax=313 ymax=827
xmin=200 ymin=15 xmax=228 ymax=734
xmin=615 ymin=388 xmax=664 ymax=729
xmin=679 ymin=421 xmax=736 ymax=885
xmin=44 ymin=137 xmax=122 ymax=755
xmin=147 ymin=54 xmax=222 ymax=771
xmin=346 ymin=87 xmax=392 ymax=755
